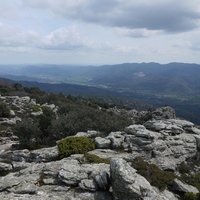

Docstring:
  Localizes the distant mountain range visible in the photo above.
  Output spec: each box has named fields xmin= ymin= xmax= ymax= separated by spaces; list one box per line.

xmin=0 ymin=62 xmax=200 ymax=124
xmin=1 ymin=62 xmax=200 ymax=94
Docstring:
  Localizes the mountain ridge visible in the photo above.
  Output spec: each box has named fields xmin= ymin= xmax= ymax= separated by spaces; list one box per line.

xmin=0 ymin=62 xmax=200 ymax=124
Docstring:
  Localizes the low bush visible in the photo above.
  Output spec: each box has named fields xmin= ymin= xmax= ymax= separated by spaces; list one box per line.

xmin=57 ymin=136 xmax=95 ymax=158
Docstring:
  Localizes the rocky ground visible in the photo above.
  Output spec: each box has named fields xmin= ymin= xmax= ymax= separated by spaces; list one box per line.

xmin=1 ymin=95 xmax=200 ymax=199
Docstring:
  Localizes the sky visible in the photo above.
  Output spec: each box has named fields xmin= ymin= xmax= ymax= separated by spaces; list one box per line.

xmin=0 ymin=0 xmax=200 ymax=65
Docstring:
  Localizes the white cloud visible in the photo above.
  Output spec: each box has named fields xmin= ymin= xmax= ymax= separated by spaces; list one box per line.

xmin=115 ymin=28 xmax=163 ymax=38
xmin=40 ymin=27 xmax=95 ymax=50
xmin=0 ymin=22 xmax=39 ymax=48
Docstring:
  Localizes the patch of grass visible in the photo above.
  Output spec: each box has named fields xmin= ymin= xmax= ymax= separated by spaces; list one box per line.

xmin=182 ymin=192 xmax=200 ymax=200
xmin=84 ymin=153 xmax=110 ymax=164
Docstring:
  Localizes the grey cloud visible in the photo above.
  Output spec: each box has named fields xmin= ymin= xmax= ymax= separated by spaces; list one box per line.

xmin=23 ymin=0 xmax=200 ymax=33
xmin=119 ymin=2 xmax=200 ymax=33
xmin=86 ymin=1 xmax=200 ymax=33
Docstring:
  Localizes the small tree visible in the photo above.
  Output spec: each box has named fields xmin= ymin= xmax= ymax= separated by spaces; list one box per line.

xmin=0 ymin=101 xmax=11 ymax=118
xmin=15 ymin=118 xmax=42 ymax=149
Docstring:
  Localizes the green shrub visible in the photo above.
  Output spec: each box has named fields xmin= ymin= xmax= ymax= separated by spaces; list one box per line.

xmin=84 ymin=153 xmax=110 ymax=164
xmin=183 ymin=192 xmax=197 ymax=200
xmin=57 ymin=136 xmax=95 ymax=158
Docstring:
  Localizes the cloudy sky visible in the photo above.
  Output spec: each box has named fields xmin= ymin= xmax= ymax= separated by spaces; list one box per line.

xmin=0 ymin=0 xmax=200 ymax=65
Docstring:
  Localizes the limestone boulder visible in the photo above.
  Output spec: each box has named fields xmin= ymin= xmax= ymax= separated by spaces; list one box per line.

xmin=171 ymin=178 xmax=199 ymax=194
xmin=79 ymin=179 xmax=98 ymax=192
xmin=95 ymin=137 xmax=111 ymax=149
xmin=58 ymin=160 xmax=87 ymax=186
xmin=152 ymin=106 xmax=176 ymax=120
xmin=30 ymin=146 xmax=59 ymax=162
xmin=75 ymin=130 xmax=100 ymax=138
xmin=94 ymin=171 xmax=110 ymax=191
xmin=106 ymin=131 xmax=125 ymax=149
xmin=110 ymin=158 xmax=169 ymax=200
xmin=12 ymin=149 xmax=30 ymax=162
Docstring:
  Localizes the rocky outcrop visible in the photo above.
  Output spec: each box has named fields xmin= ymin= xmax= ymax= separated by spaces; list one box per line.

xmin=171 ymin=178 xmax=199 ymax=194
xmin=0 ymin=154 xmax=112 ymax=200
xmin=110 ymin=158 xmax=178 ymax=200
xmin=152 ymin=106 xmax=176 ymax=120
xmin=1 ymin=96 xmax=200 ymax=200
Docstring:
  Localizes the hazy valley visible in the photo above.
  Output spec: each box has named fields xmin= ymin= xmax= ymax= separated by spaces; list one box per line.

xmin=0 ymin=62 xmax=200 ymax=124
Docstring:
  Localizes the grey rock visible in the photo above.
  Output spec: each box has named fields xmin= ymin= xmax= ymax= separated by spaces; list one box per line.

xmin=94 ymin=171 xmax=110 ymax=191
xmin=171 ymin=178 xmax=199 ymax=194
xmin=12 ymin=149 xmax=30 ymax=162
xmin=75 ymin=130 xmax=100 ymax=138
xmin=188 ymin=126 xmax=200 ymax=134
xmin=75 ymin=132 xmax=88 ymax=137
xmin=42 ymin=160 xmax=63 ymax=178
xmin=87 ymin=130 xmax=100 ymax=138
xmin=152 ymin=106 xmax=176 ymax=120
xmin=157 ymin=189 xmax=179 ymax=200
xmin=9 ymin=182 xmax=38 ymax=194
xmin=88 ymin=149 xmax=133 ymax=161
xmin=28 ymin=99 xmax=37 ymax=106
xmin=125 ymin=124 xmax=160 ymax=139
xmin=81 ymin=163 xmax=110 ymax=179
xmin=144 ymin=120 xmax=184 ymax=135
xmin=0 ymin=171 xmax=40 ymax=192
xmin=18 ymin=162 xmax=45 ymax=176
xmin=73 ymin=190 xmax=113 ymax=200
xmin=30 ymin=146 xmax=59 ymax=162
xmin=195 ymin=135 xmax=200 ymax=151
xmin=58 ymin=160 xmax=88 ymax=186
xmin=106 ymin=131 xmax=125 ymax=149
xmin=125 ymin=124 xmax=146 ymax=134
xmin=168 ymin=119 xmax=194 ymax=128
xmin=0 ymin=162 xmax=12 ymax=172
xmin=110 ymin=158 xmax=166 ymax=200
xmin=95 ymin=137 xmax=111 ymax=149
xmin=0 ymin=116 xmax=21 ymax=125
xmin=10 ymin=110 xmax=15 ymax=116
xmin=19 ymin=96 xmax=31 ymax=104
xmin=79 ymin=179 xmax=98 ymax=192
xmin=11 ymin=161 xmax=31 ymax=171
